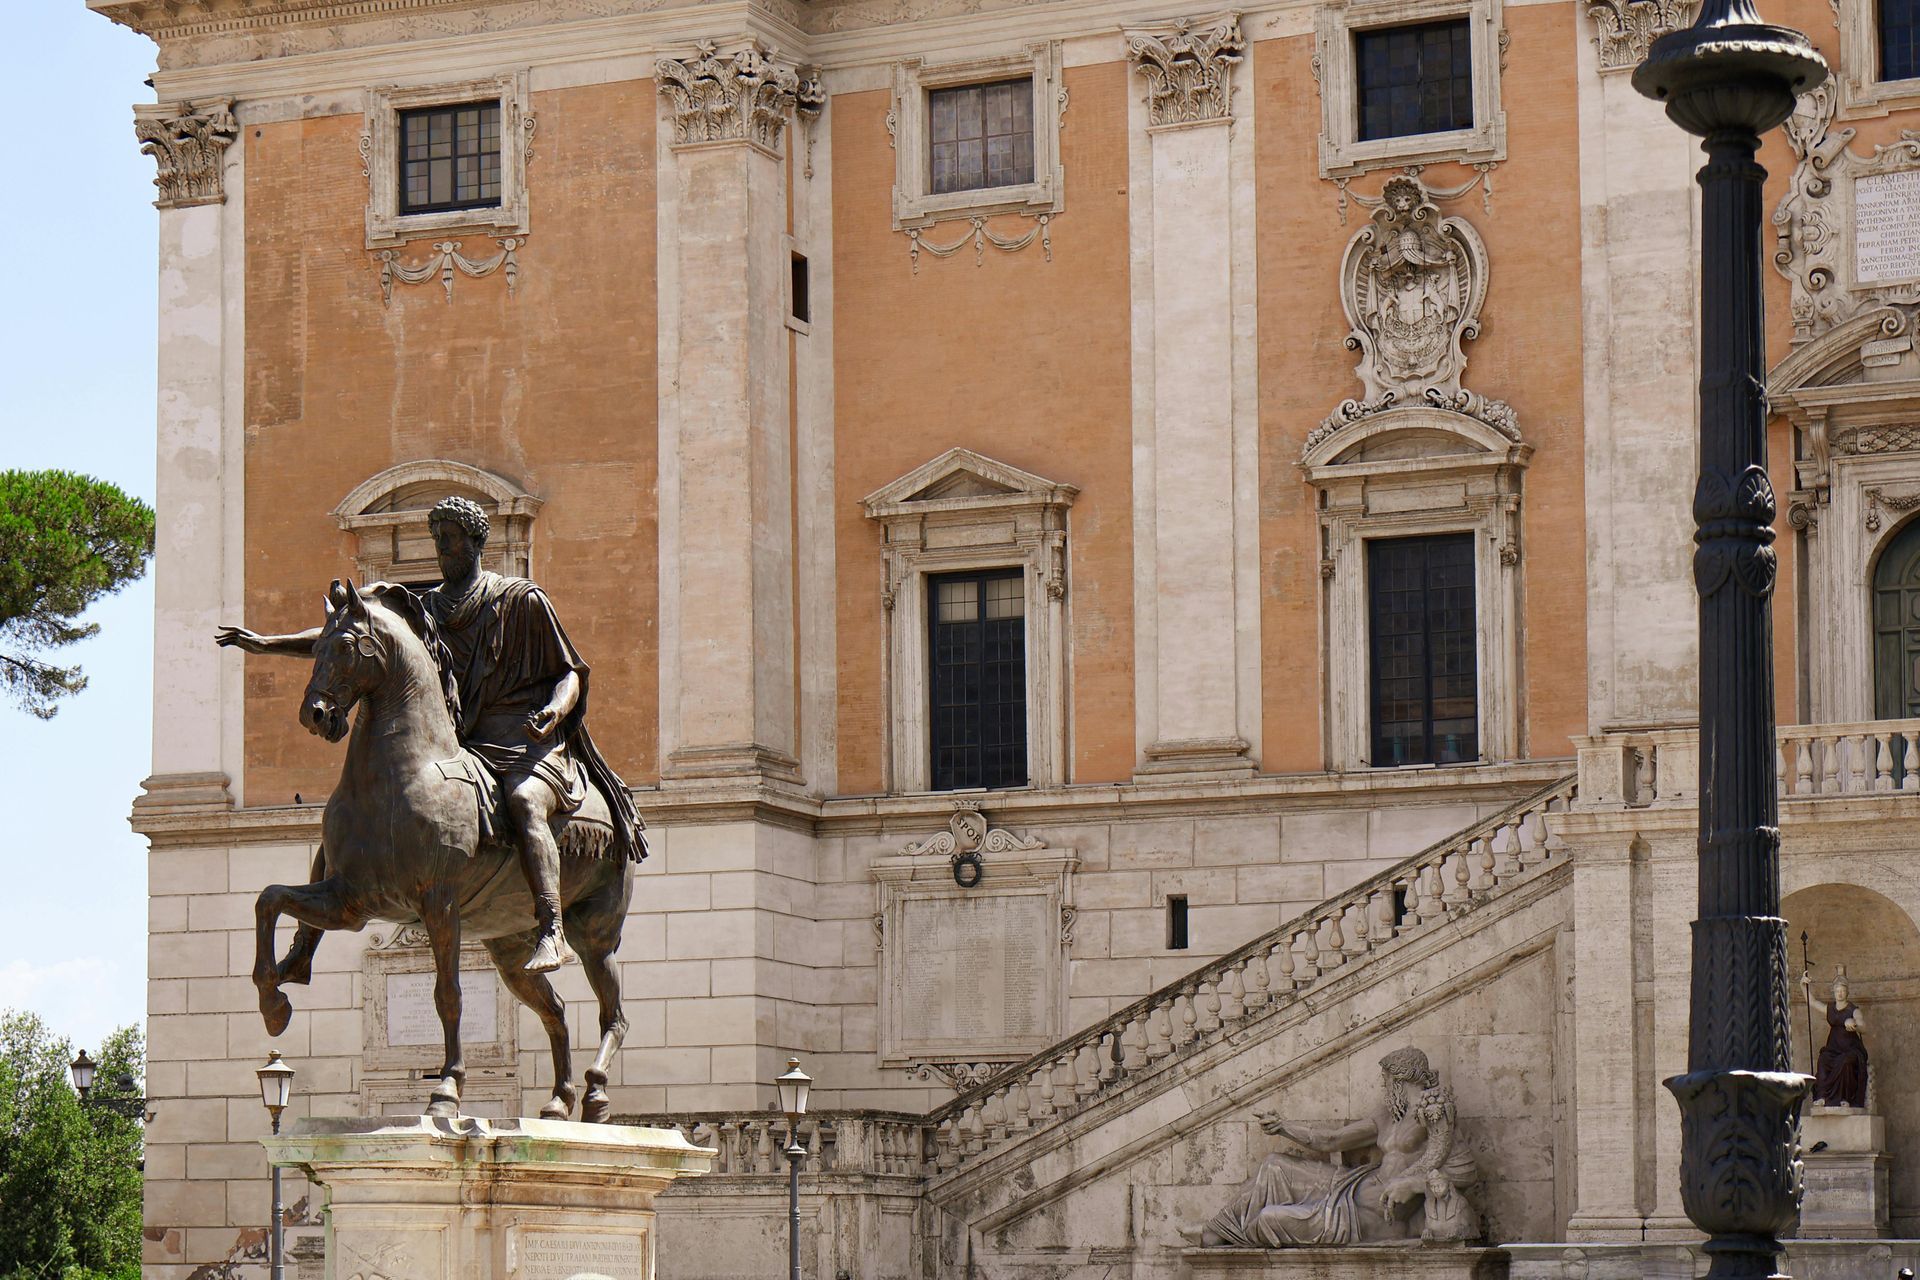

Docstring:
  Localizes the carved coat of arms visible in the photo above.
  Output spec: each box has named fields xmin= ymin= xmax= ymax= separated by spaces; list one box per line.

xmin=1339 ymin=175 xmax=1490 ymax=405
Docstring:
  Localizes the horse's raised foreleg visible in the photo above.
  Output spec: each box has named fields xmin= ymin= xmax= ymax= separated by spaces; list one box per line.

xmin=253 ymin=876 xmax=360 ymax=1037
xmin=485 ymin=934 xmax=576 ymax=1120
xmin=274 ymin=848 xmax=331 ymax=987
xmin=421 ymin=888 xmax=465 ymax=1119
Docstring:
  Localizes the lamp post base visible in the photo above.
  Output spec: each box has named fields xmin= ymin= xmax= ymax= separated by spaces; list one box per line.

xmin=261 ymin=1116 xmax=715 ymax=1280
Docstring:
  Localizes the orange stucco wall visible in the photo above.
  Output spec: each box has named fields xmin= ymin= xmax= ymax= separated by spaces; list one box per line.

xmin=829 ymin=62 xmax=1138 ymax=791
xmin=1255 ymin=3 xmax=1591 ymax=770
xmin=242 ymin=80 xmax=661 ymax=806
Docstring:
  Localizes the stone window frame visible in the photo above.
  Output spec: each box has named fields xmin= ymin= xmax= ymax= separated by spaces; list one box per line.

xmin=890 ymin=42 xmax=1066 ymax=231
xmin=332 ymin=460 xmax=541 ymax=584
xmin=1303 ymin=407 xmax=1529 ymax=771
xmin=362 ymin=72 xmax=532 ymax=249
xmin=1834 ymin=0 xmax=1920 ymax=116
xmin=862 ymin=448 xmax=1076 ymax=794
xmin=1314 ymin=0 xmax=1508 ymax=179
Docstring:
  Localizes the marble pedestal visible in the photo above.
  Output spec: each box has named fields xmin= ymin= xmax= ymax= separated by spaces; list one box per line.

xmin=1183 ymin=1246 xmax=1509 ymax=1279
xmin=1800 ymin=1105 xmax=1891 ymax=1239
xmin=262 ymin=1116 xmax=714 ymax=1280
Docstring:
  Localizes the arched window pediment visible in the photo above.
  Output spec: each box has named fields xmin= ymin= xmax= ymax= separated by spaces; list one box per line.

xmin=332 ymin=460 xmax=541 ymax=583
xmin=1301 ymin=405 xmax=1532 ymax=477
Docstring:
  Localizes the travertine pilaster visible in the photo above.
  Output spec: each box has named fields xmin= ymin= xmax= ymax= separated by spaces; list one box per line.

xmin=1128 ymin=21 xmax=1261 ymax=778
xmin=656 ymin=41 xmax=809 ymax=785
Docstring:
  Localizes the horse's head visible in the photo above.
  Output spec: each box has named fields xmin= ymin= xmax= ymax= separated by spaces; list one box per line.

xmin=300 ymin=580 xmax=389 ymax=743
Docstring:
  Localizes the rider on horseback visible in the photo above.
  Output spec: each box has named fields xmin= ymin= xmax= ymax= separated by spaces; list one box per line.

xmin=216 ymin=495 xmax=643 ymax=973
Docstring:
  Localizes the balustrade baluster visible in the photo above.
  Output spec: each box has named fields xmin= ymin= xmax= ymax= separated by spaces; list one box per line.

xmin=1351 ymin=902 xmax=1372 ymax=958
xmin=1198 ymin=979 xmax=1223 ymax=1032
xmin=1422 ymin=860 xmax=1447 ymax=920
xmin=1246 ymin=945 xmax=1271 ymax=1010
xmin=1148 ymin=1003 xmax=1174 ymax=1058
xmin=1794 ymin=736 xmax=1814 ymax=796
xmin=1222 ymin=964 xmax=1247 ymax=1022
xmin=1302 ymin=926 xmax=1323 ymax=977
xmin=1876 ymin=731 xmax=1895 ymax=791
xmin=1905 ymin=731 xmax=1919 ymax=792
xmin=1013 ymin=1083 xmax=1032 ymax=1132
xmin=1178 ymin=987 xmax=1200 ymax=1043
xmin=1471 ymin=835 xmax=1494 ymax=893
xmin=1322 ymin=914 xmax=1345 ymax=969
xmin=756 ymin=1120 xmax=775 ymax=1174
xmin=987 ymin=1093 xmax=1009 ymax=1143
xmin=1525 ymin=812 xmax=1549 ymax=868
xmin=1076 ymin=1040 xmax=1100 ymax=1095
xmin=1851 ymin=733 xmax=1871 ymax=793
xmin=1035 ymin=1061 xmax=1058 ymax=1116
xmin=965 ymin=1103 xmax=986 ymax=1153
xmin=1820 ymin=734 xmax=1842 ymax=794
xmin=1277 ymin=934 xmax=1299 ymax=989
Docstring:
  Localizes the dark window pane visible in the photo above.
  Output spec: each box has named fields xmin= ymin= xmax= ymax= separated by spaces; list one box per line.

xmin=1369 ymin=534 xmax=1479 ymax=766
xmin=929 ymin=569 xmax=1028 ymax=790
xmin=1873 ymin=519 xmax=1920 ymax=718
xmin=1885 ymin=0 xmax=1920 ymax=80
xmin=398 ymin=101 xmax=505 ymax=215
xmin=928 ymin=79 xmax=1037 ymax=194
xmin=1354 ymin=19 xmax=1474 ymax=141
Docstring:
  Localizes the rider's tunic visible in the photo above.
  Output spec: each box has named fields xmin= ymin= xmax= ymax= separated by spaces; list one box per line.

xmin=417 ymin=571 xmax=645 ymax=862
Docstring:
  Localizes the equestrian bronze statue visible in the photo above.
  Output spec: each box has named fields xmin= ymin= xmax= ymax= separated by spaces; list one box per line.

xmin=216 ymin=496 xmax=645 ymax=1121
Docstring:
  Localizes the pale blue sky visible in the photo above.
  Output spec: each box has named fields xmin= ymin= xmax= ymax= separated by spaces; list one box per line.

xmin=0 ymin=6 xmax=160 ymax=1052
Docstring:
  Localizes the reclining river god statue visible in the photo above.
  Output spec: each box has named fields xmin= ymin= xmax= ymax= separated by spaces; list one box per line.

xmin=1186 ymin=1046 xmax=1478 ymax=1247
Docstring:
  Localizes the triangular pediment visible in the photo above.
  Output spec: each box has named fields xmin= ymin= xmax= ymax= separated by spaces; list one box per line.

xmin=862 ymin=448 xmax=1077 ymax=517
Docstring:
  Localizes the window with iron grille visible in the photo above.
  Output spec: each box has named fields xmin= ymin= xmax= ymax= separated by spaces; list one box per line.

xmin=1885 ymin=0 xmax=1920 ymax=80
xmin=1368 ymin=533 xmax=1478 ymax=766
xmin=929 ymin=570 xmax=1028 ymax=791
xmin=929 ymin=79 xmax=1036 ymax=195
xmin=399 ymin=102 xmax=503 ymax=215
xmin=1354 ymin=20 xmax=1474 ymax=141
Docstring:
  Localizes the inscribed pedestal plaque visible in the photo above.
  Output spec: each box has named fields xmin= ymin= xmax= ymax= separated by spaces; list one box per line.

xmin=1854 ymin=169 xmax=1920 ymax=286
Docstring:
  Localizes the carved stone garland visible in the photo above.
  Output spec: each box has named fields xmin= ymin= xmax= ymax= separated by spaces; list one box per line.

xmin=657 ymin=40 xmax=823 ymax=153
xmin=1127 ymin=15 xmax=1245 ymax=128
xmin=1774 ymin=80 xmax=1920 ymax=344
xmin=376 ymin=238 xmax=523 ymax=305
xmin=135 ymin=100 xmax=237 ymax=209
xmin=1314 ymin=174 xmax=1515 ymax=446
xmin=1586 ymin=0 xmax=1699 ymax=73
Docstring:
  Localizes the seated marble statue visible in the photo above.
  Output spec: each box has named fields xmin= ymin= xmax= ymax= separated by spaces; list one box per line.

xmin=1186 ymin=1047 xmax=1478 ymax=1248
xmin=1803 ymin=967 xmax=1870 ymax=1109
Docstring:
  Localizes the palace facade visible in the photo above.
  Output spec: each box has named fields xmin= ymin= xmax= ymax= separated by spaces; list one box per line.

xmin=92 ymin=0 xmax=1920 ymax=1274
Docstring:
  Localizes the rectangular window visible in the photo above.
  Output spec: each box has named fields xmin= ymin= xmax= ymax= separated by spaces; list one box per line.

xmin=929 ymin=79 xmax=1036 ymax=195
xmin=1368 ymin=533 xmax=1478 ymax=766
xmin=929 ymin=570 xmax=1028 ymax=791
xmin=1167 ymin=896 xmax=1190 ymax=951
xmin=1886 ymin=0 xmax=1920 ymax=80
xmin=399 ymin=102 xmax=503 ymax=215
xmin=1354 ymin=20 xmax=1474 ymax=141
xmin=790 ymin=252 xmax=811 ymax=325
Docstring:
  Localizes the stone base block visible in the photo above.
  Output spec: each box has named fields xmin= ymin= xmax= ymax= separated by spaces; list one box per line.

xmin=1506 ymin=1239 xmax=1920 ymax=1279
xmin=1183 ymin=1245 xmax=1509 ymax=1279
xmin=1802 ymin=1106 xmax=1892 ymax=1238
xmin=263 ymin=1116 xmax=713 ymax=1280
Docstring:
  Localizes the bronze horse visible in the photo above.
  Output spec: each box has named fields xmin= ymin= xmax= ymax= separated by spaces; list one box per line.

xmin=249 ymin=580 xmax=632 ymax=1121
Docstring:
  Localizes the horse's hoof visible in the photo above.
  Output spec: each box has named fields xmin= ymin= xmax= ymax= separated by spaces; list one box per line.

xmin=540 ymin=1095 xmax=572 ymax=1121
xmin=259 ymin=989 xmax=293 ymax=1037
xmin=423 ymin=1096 xmax=461 ymax=1120
xmin=581 ymin=1093 xmax=611 ymax=1125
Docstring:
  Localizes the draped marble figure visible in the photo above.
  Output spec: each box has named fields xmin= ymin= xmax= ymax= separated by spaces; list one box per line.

xmin=1187 ymin=1047 xmax=1478 ymax=1248
xmin=1804 ymin=967 xmax=1871 ymax=1109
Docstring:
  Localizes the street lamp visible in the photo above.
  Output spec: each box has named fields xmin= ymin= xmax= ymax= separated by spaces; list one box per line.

xmin=68 ymin=1050 xmax=97 ymax=1100
xmin=775 ymin=1056 xmax=811 ymax=1280
xmin=1633 ymin=7 xmax=1827 ymax=1280
xmin=257 ymin=1052 xmax=296 ymax=1280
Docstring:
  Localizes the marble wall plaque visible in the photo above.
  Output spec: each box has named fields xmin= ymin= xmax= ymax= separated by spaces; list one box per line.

xmin=385 ymin=971 xmax=499 ymax=1047
xmin=1855 ymin=169 xmax=1920 ymax=286
xmin=899 ymin=892 xmax=1051 ymax=1045
xmin=514 ymin=1229 xmax=647 ymax=1280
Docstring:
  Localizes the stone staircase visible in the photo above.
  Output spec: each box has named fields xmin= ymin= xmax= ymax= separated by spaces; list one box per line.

xmin=924 ymin=773 xmax=1578 ymax=1179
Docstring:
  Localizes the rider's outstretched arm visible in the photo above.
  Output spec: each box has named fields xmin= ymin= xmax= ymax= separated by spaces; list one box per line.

xmin=215 ymin=625 xmax=323 ymax=657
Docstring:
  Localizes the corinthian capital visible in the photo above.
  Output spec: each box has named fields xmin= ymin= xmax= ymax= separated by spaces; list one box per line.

xmin=1587 ymin=0 xmax=1697 ymax=72
xmin=1127 ymin=15 xmax=1245 ymax=127
xmin=135 ymin=99 xmax=237 ymax=209
xmin=657 ymin=40 xmax=823 ymax=152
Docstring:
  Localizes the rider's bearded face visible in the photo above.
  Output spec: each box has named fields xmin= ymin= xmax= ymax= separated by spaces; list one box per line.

xmin=432 ymin=519 xmax=481 ymax=582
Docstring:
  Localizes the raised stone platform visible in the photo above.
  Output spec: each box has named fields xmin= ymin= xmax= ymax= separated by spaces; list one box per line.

xmin=1183 ymin=1246 xmax=1509 ymax=1279
xmin=1801 ymin=1105 xmax=1891 ymax=1239
xmin=262 ymin=1116 xmax=714 ymax=1280
xmin=1506 ymin=1239 xmax=1920 ymax=1279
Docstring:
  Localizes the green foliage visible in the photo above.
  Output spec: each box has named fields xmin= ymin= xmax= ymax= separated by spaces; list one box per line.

xmin=0 ymin=1014 xmax=143 ymax=1280
xmin=0 ymin=470 xmax=155 ymax=719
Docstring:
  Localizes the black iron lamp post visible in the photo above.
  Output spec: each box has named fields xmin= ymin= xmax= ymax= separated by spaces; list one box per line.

xmin=257 ymin=1052 xmax=295 ymax=1280
xmin=1633 ymin=7 xmax=1827 ymax=1280
xmin=775 ymin=1056 xmax=812 ymax=1280
xmin=70 ymin=1051 xmax=151 ymax=1123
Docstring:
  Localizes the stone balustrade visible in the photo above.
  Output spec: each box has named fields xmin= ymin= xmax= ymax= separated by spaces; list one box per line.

xmin=1576 ymin=718 xmax=1920 ymax=806
xmin=618 ymin=1110 xmax=930 ymax=1178
xmin=921 ymin=775 xmax=1578 ymax=1175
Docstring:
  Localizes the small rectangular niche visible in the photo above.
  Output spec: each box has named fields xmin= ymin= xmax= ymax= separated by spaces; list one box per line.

xmin=1167 ymin=895 xmax=1190 ymax=951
